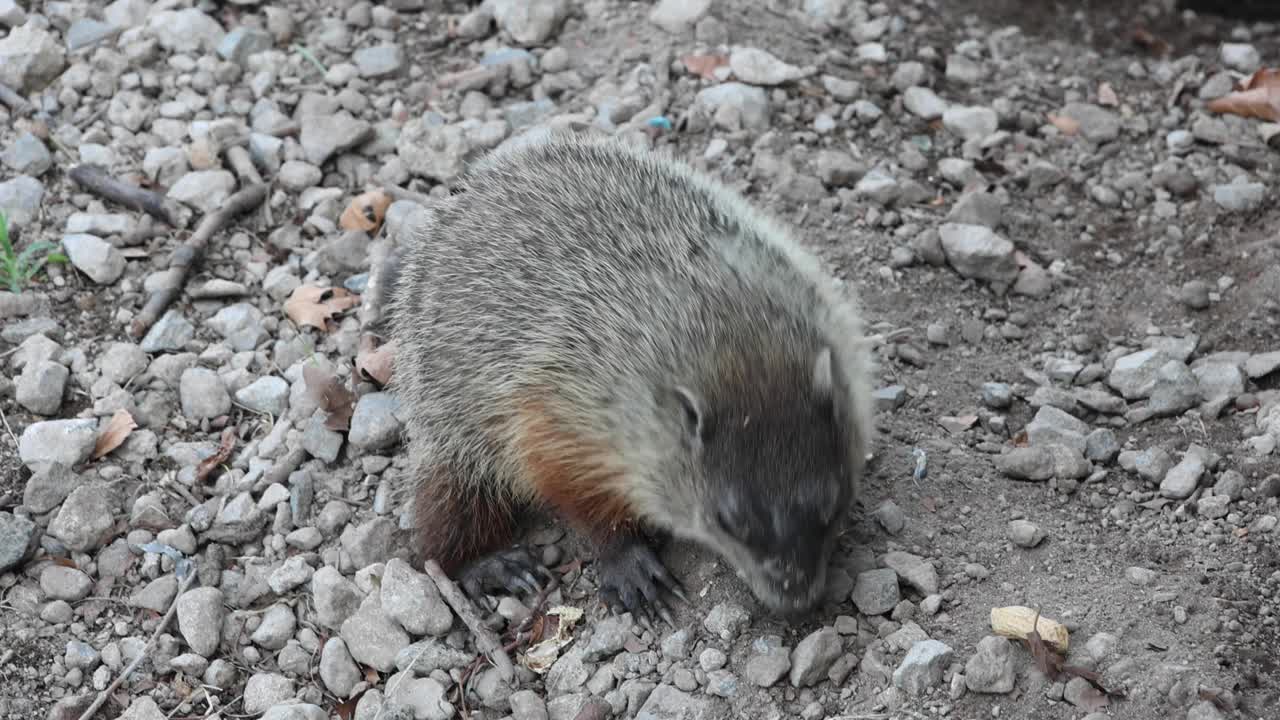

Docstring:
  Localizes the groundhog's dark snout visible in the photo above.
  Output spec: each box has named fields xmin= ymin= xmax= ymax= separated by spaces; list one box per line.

xmin=756 ymin=545 xmax=830 ymax=617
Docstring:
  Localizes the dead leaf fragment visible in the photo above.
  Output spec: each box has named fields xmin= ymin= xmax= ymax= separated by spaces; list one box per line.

xmin=680 ymin=53 xmax=728 ymax=80
xmin=1047 ymin=113 xmax=1080 ymax=136
xmin=520 ymin=605 xmax=584 ymax=674
xmin=340 ymin=189 xmax=393 ymax=234
xmin=1098 ymin=82 xmax=1119 ymax=107
xmin=1022 ymin=609 xmax=1123 ymax=701
xmin=356 ymin=336 xmax=395 ymax=387
xmin=284 ymin=285 xmax=360 ymax=331
xmin=1208 ymin=68 xmax=1280 ymax=122
xmin=1131 ymin=28 xmax=1170 ymax=57
xmin=194 ymin=427 xmax=237 ymax=484
xmin=304 ymin=364 xmax=355 ymax=432
xmin=93 ymin=409 xmax=137 ymax=460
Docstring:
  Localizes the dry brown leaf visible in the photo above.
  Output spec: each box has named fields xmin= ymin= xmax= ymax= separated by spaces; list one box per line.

xmin=340 ymin=189 xmax=393 ymax=234
xmin=334 ymin=696 xmax=359 ymax=720
xmin=194 ymin=427 xmax=237 ymax=484
xmin=1025 ymin=614 xmax=1063 ymax=678
xmin=1199 ymin=688 xmax=1232 ymax=712
xmin=1025 ymin=609 xmax=1123 ymax=703
xmin=681 ymin=53 xmax=728 ymax=80
xmin=1132 ymin=27 xmax=1170 ymax=57
xmin=356 ymin=337 xmax=395 ymax=387
xmin=1098 ymin=82 xmax=1119 ymax=107
xmin=1208 ymin=68 xmax=1280 ymax=122
xmin=93 ymin=409 xmax=137 ymax=460
xmin=1047 ymin=113 xmax=1081 ymax=136
xmin=284 ymin=285 xmax=360 ymax=331
xmin=304 ymin=364 xmax=355 ymax=431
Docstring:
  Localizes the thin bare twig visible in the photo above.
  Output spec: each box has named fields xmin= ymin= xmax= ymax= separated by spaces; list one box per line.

xmin=0 ymin=405 xmax=18 ymax=448
xmin=129 ymin=183 xmax=268 ymax=338
xmin=0 ymin=83 xmax=33 ymax=117
xmin=423 ymin=559 xmax=515 ymax=684
xmin=224 ymin=146 xmax=263 ymax=186
xmin=78 ymin=569 xmax=198 ymax=720
xmin=68 ymin=164 xmax=193 ymax=228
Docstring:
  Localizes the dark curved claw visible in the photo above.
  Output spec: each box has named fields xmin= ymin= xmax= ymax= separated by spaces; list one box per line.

xmin=595 ymin=539 xmax=686 ymax=627
xmin=458 ymin=546 xmax=546 ymax=610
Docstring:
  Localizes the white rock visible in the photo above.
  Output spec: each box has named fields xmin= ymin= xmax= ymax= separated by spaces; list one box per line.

xmin=902 ymin=86 xmax=949 ymax=120
xmin=649 ymin=0 xmax=712 ymax=33
xmin=1221 ymin=43 xmax=1261 ymax=73
xmin=729 ymin=47 xmax=812 ymax=86
xmin=62 ymin=234 xmax=126 ymax=284
xmin=937 ymin=223 xmax=1018 ymax=283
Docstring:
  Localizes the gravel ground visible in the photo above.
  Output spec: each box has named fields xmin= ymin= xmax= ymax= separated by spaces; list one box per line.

xmin=2 ymin=1 xmax=1280 ymax=720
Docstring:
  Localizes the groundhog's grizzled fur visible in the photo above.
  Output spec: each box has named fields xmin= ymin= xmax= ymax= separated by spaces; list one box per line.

xmin=385 ymin=130 xmax=874 ymax=619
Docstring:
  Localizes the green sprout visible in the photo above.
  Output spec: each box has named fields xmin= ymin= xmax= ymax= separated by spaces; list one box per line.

xmin=0 ymin=209 xmax=68 ymax=293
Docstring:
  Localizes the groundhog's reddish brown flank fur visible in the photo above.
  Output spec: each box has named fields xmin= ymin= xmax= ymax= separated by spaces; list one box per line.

xmin=386 ymin=129 xmax=875 ymax=617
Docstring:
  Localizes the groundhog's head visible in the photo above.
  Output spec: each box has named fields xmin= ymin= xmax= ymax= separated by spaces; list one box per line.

xmin=652 ymin=346 xmax=858 ymax=616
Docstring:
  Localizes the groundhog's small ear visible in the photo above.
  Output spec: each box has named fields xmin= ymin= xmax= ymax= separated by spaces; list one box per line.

xmin=672 ymin=385 xmax=713 ymax=444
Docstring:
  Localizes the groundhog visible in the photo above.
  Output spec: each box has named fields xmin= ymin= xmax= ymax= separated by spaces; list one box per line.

xmin=383 ymin=130 xmax=874 ymax=622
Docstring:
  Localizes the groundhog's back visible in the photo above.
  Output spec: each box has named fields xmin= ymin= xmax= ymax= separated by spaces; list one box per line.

xmin=388 ymin=132 xmax=874 ymax=499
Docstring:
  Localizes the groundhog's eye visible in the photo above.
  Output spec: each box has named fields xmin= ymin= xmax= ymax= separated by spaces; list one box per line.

xmin=715 ymin=506 xmax=742 ymax=541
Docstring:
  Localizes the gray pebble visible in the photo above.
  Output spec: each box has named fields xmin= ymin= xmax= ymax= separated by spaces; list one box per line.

xmin=1211 ymin=182 xmax=1265 ymax=213
xmin=235 ymin=376 xmax=290 ymax=416
xmin=47 ymin=483 xmax=117 ymax=554
xmin=744 ymin=635 xmax=791 ymax=687
xmin=348 ymin=392 xmax=404 ymax=451
xmin=381 ymin=558 xmax=454 ymax=637
xmin=243 ymin=673 xmax=296 ymax=715
xmin=892 ymin=639 xmax=954 ymax=695
xmin=180 ymin=367 xmax=231 ymax=420
xmin=964 ymin=636 xmax=1016 ymax=693
xmin=789 ymin=627 xmax=842 ymax=687
xmin=902 ymin=86 xmax=949 ymax=119
xmin=340 ymin=596 xmax=411 ymax=672
xmin=2 ymin=132 xmax=52 ymax=176
xmin=140 ymin=310 xmax=196 ymax=353
xmin=1057 ymin=102 xmax=1120 ymax=142
xmin=15 ymin=359 xmax=67 ymax=415
xmin=938 ymin=223 xmax=1018 ymax=283
xmin=995 ymin=447 xmax=1054 ymax=481
xmin=703 ymin=601 xmax=750 ymax=641
xmin=851 ymin=568 xmax=899 ymax=616
xmin=0 ymin=512 xmax=37 ymax=573
xmin=177 ymin=587 xmax=225 ymax=657
xmin=1007 ymin=519 xmax=1045 ymax=548
xmin=1160 ymin=453 xmax=1204 ymax=499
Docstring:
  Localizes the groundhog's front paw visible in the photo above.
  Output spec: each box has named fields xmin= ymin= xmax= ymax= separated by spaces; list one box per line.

xmin=596 ymin=540 xmax=688 ymax=627
xmin=459 ymin=546 xmax=547 ymax=611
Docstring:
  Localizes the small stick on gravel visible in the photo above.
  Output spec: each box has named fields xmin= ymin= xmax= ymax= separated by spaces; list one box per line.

xmin=0 ymin=83 xmax=33 ymax=116
xmin=78 ymin=568 xmax=198 ymax=720
xmin=129 ymin=183 xmax=268 ymax=339
xmin=68 ymin=164 xmax=193 ymax=229
xmin=423 ymin=559 xmax=515 ymax=684
xmin=225 ymin=145 xmax=263 ymax=186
